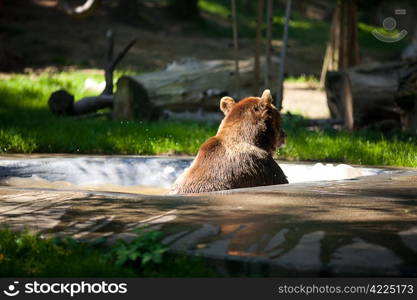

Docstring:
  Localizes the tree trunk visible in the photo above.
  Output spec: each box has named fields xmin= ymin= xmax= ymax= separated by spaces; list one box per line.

xmin=48 ymin=90 xmax=113 ymax=116
xmin=320 ymin=0 xmax=359 ymax=87
xmin=231 ymin=0 xmax=240 ymax=97
xmin=264 ymin=0 xmax=273 ymax=88
xmin=254 ymin=0 xmax=264 ymax=94
xmin=73 ymin=95 xmax=113 ymax=115
xmin=275 ymin=0 xmax=292 ymax=110
xmin=325 ymin=62 xmax=406 ymax=129
xmin=402 ymin=24 xmax=417 ymax=60
xmin=113 ymin=76 xmax=153 ymax=121
xmin=395 ymin=62 xmax=417 ymax=134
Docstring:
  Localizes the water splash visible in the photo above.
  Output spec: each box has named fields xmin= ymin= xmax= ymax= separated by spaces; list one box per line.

xmin=0 ymin=157 xmax=389 ymax=191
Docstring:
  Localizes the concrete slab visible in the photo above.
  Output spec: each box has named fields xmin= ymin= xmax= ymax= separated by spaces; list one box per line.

xmin=0 ymin=167 xmax=416 ymax=276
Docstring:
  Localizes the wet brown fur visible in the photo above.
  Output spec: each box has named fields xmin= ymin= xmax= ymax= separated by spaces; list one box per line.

xmin=170 ymin=90 xmax=288 ymax=194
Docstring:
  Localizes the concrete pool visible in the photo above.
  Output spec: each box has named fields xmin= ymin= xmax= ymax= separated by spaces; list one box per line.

xmin=0 ymin=156 xmax=392 ymax=194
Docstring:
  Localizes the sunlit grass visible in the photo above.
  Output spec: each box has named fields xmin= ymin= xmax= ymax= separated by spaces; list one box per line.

xmin=279 ymin=121 xmax=417 ymax=167
xmin=0 ymin=72 xmax=416 ymax=167
xmin=285 ymin=74 xmax=318 ymax=83
xmin=199 ymin=0 xmax=230 ymax=18
xmin=272 ymin=16 xmax=313 ymax=30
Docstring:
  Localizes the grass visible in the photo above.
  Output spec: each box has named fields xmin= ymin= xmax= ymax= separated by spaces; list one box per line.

xmin=0 ymin=228 xmax=134 ymax=277
xmin=0 ymin=228 xmax=217 ymax=277
xmin=0 ymin=72 xmax=416 ymax=167
xmin=280 ymin=116 xmax=417 ymax=167
xmin=285 ymin=74 xmax=318 ymax=83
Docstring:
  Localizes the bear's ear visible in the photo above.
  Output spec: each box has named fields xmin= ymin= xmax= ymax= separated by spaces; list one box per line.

xmin=220 ymin=96 xmax=236 ymax=115
xmin=261 ymin=89 xmax=273 ymax=105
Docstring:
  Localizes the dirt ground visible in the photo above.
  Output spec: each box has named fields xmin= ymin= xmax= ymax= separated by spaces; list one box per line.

xmin=282 ymin=82 xmax=329 ymax=119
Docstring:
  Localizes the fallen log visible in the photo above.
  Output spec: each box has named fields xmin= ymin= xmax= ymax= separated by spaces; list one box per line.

xmin=325 ymin=61 xmax=407 ymax=130
xmin=48 ymin=90 xmax=113 ymax=116
xmin=113 ymin=76 xmax=153 ymax=121
xmin=395 ymin=63 xmax=417 ymax=133
xmin=112 ymin=58 xmax=279 ymax=121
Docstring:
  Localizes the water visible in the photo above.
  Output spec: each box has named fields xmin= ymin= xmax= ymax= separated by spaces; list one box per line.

xmin=0 ymin=156 xmax=389 ymax=194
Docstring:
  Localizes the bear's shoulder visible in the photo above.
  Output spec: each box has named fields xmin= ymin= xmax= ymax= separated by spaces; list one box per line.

xmin=169 ymin=137 xmax=226 ymax=194
xmin=184 ymin=136 xmax=226 ymax=178
xmin=199 ymin=136 xmax=224 ymax=156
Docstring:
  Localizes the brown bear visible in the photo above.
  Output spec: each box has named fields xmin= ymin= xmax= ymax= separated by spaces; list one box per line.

xmin=170 ymin=89 xmax=288 ymax=194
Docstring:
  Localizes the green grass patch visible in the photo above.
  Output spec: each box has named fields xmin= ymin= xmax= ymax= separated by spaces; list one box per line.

xmin=199 ymin=0 xmax=230 ymax=18
xmin=0 ymin=228 xmax=133 ymax=277
xmin=280 ymin=117 xmax=417 ymax=167
xmin=0 ymin=228 xmax=217 ymax=277
xmin=285 ymin=74 xmax=319 ymax=83
xmin=0 ymin=72 xmax=416 ymax=167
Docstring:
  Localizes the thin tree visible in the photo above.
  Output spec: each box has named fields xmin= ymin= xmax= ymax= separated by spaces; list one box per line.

xmin=264 ymin=0 xmax=273 ymax=88
xmin=254 ymin=0 xmax=264 ymax=94
xmin=276 ymin=0 xmax=292 ymax=110
xmin=231 ymin=0 xmax=240 ymax=97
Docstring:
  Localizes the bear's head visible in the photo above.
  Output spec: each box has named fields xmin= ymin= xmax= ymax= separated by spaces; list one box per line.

xmin=217 ymin=89 xmax=286 ymax=153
